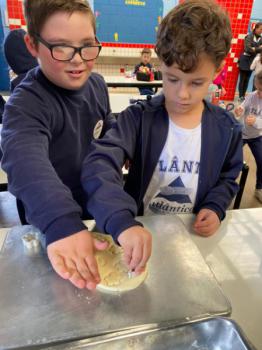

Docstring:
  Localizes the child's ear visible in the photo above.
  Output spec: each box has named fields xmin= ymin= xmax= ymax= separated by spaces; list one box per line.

xmin=24 ymin=34 xmax=38 ymax=58
xmin=213 ymin=60 xmax=226 ymax=79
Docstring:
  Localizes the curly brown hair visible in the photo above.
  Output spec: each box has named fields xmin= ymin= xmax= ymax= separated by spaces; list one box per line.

xmin=23 ymin=0 xmax=95 ymax=43
xmin=155 ymin=0 xmax=232 ymax=72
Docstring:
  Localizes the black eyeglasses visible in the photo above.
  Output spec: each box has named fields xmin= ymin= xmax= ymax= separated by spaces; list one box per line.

xmin=35 ymin=34 xmax=102 ymax=62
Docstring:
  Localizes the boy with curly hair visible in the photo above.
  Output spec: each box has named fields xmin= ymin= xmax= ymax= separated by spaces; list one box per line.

xmin=82 ymin=0 xmax=243 ymax=274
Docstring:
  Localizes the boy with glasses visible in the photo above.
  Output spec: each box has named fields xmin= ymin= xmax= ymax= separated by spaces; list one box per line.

xmin=1 ymin=0 xmax=115 ymax=289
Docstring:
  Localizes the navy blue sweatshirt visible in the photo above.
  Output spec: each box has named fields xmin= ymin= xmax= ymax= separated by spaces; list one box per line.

xmin=1 ymin=67 xmax=115 ymax=245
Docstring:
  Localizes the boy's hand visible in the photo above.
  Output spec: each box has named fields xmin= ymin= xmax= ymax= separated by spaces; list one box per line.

xmin=246 ymin=114 xmax=256 ymax=126
xmin=235 ymin=105 xmax=244 ymax=117
xmin=47 ymin=230 xmax=108 ymax=289
xmin=117 ymin=226 xmax=152 ymax=275
xmin=193 ymin=209 xmax=220 ymax=237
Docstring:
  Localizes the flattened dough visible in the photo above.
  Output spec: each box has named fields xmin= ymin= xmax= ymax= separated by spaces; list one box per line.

xmin=93 ymin=232 xmax=148 ymax=293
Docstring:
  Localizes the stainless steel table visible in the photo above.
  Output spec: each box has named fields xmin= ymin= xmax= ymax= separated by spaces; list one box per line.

xmin=0 ymin=215 xmax=230 ymax=349
xmin=179 ymin=208 xmax=262 ymax=350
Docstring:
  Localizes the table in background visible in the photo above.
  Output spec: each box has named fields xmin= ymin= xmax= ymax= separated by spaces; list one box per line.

xmin=109 ymin=93 xmax=147 ymax=114
xmin=104 ymin=75 xmax=162 ymax=90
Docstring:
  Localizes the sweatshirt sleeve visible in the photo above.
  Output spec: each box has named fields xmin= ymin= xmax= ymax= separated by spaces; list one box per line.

xmin=1 ymin=90 xmax=86 ymax=246
xmin=81 ymin=105 xmax=144 ymax=243
xmin=254 ymin=117 xmax=262 ymax=129
xmin=196 ymin=122 xmax=243 ymax=221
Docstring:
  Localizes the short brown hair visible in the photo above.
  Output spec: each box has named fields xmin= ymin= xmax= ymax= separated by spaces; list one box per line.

xmin=23 ymin=0 xmax=96 ymax=41
xmin=255 ymin=71 xmax=262 ymax=85
xmin=141 ymin=48 xmax=152 ymax=55
xmin=155 ymin=0 xmax=232 ymax=72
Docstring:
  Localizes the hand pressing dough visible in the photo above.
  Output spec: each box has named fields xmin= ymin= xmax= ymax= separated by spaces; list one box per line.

xmin=93 ymin=232 xmax=148 ymax=293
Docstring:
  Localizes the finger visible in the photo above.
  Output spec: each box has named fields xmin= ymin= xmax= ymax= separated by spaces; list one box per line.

xmin=75 ymin=257 xmax=94 ymax=285
xmin=195 ymin=224 xmax=216 ymax=236
xmin=128 ymin=244 xmax=143 ymax=272
xmin=93 ymin=238 xmax=108 ymax=251
xmin=122 ymin=245 xmax=133 ymax=267
xmin=135 ymin=238 xmax=152 ymax=274
xmin=65 ymin=258 xmax=86 ymax=289
xmin=194 ymin=213 xmax=207 ymax=226
xmin=85 ymin=254 xmax=101 ymax=285
xmin=48 ymin=252 xmax=71 ymax=280
xmin=194 ymin=218 xmax=212 ymax=229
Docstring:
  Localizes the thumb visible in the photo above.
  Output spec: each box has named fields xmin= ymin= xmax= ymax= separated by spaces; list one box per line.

xmin=195 ymin=210 xmax=207 ymax=225
xmin=93 ymin=238 xmax=108 ymax=251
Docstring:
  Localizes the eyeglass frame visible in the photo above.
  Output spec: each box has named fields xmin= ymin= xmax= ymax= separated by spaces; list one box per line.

xmin=34 ymin=34 xmax=102 ymax=62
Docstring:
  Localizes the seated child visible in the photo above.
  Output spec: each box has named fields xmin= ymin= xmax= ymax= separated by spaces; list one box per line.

xmin=134 ymin=48 xmax=154 ymax=95
xmin=235 ymin=71 xmax=262 ymax=203
xmin=82 ymin=0 xmax=243 ymax=275
xmin=4 ymin=28 xmax=38 ymax=92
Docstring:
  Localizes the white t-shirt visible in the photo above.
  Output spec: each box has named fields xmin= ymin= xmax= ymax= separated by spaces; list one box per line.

xmin=143 ymin=118 xmax=201 ymax=215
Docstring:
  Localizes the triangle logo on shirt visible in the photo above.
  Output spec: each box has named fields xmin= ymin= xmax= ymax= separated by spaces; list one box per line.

xmin=155 ymin=176 xmax=192 ymax=204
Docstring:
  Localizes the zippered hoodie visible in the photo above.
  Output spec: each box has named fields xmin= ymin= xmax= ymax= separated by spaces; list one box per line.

xmin=82 ymin=94 xmax=243 ymax=242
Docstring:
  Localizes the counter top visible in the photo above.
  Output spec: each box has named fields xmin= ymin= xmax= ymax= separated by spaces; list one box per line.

xmin=0 ymin=208 xmax=261 ymax=349
xmin=104 ymin=75 xmax=162 ymax=88
xmin=0 ymin=216 xmax=230 ymax=349
xmin=179 ymin=208 xmax=262 ymax=350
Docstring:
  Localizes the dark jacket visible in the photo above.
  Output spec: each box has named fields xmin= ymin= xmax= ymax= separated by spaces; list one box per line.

xmin=82 ymin=94 xmax=243 ymax=242
xmin=1 ymin=68 xmax=115 ymax=245
xmin=239 ymin=32 xmax=262 ymax=71
xmin=4 ymin=29 xmax=38 ymax=91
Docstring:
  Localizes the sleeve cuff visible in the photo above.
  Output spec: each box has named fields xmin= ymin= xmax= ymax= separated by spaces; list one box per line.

xmin=44 ymin=213 xmax=87 ymax=246
xmin=105 ymin=210 xmax=143 ymax=243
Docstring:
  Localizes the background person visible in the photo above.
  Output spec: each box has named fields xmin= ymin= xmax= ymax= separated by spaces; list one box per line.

xmin=250 ymin=53 xmax=262 ymax=90
xmin=235 ymin=71 xmax=262 ymax=203
xmin=134 ymin=47 xmax=154 ymax=95
xmin=4 ymin=28 xmax=38 ymax=92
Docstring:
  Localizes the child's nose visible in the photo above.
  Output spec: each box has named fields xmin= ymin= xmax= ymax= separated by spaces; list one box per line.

xmin=177 ymin=83 xmax=190 ymax=99
xmin=70 ymin=52 xmax=83 ymax=64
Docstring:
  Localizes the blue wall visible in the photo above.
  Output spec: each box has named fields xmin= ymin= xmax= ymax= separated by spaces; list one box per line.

xmin=0 ymin=0 xmax=8 ymax=36
xmin=0 ymin=1 xmax=10 ymax=90
xmin=251 ymin=0 xmax=262 ymax=19
xmin=93 ymin=0 xmax=178 ymax=44
xmin=0 ymin=3 xmax=9 ymax=90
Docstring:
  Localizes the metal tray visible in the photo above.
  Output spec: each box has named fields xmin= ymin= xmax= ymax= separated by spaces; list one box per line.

xmin=0 ymin=216 xmax=231 ymax=349
xmin=46 ymin=317 xmax=256 ymax=350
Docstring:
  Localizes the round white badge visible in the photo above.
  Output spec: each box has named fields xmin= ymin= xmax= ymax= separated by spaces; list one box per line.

xmin=93 ymin=120 xmax=104 ymax=139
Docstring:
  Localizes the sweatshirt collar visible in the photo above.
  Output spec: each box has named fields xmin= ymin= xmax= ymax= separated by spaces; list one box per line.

xmin=35 ymin=67 xmax=88 ymax=97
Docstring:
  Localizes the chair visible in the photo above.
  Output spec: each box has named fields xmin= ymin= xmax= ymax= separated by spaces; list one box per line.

xmin=233 ymin=162 xmax=249 ymax=209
